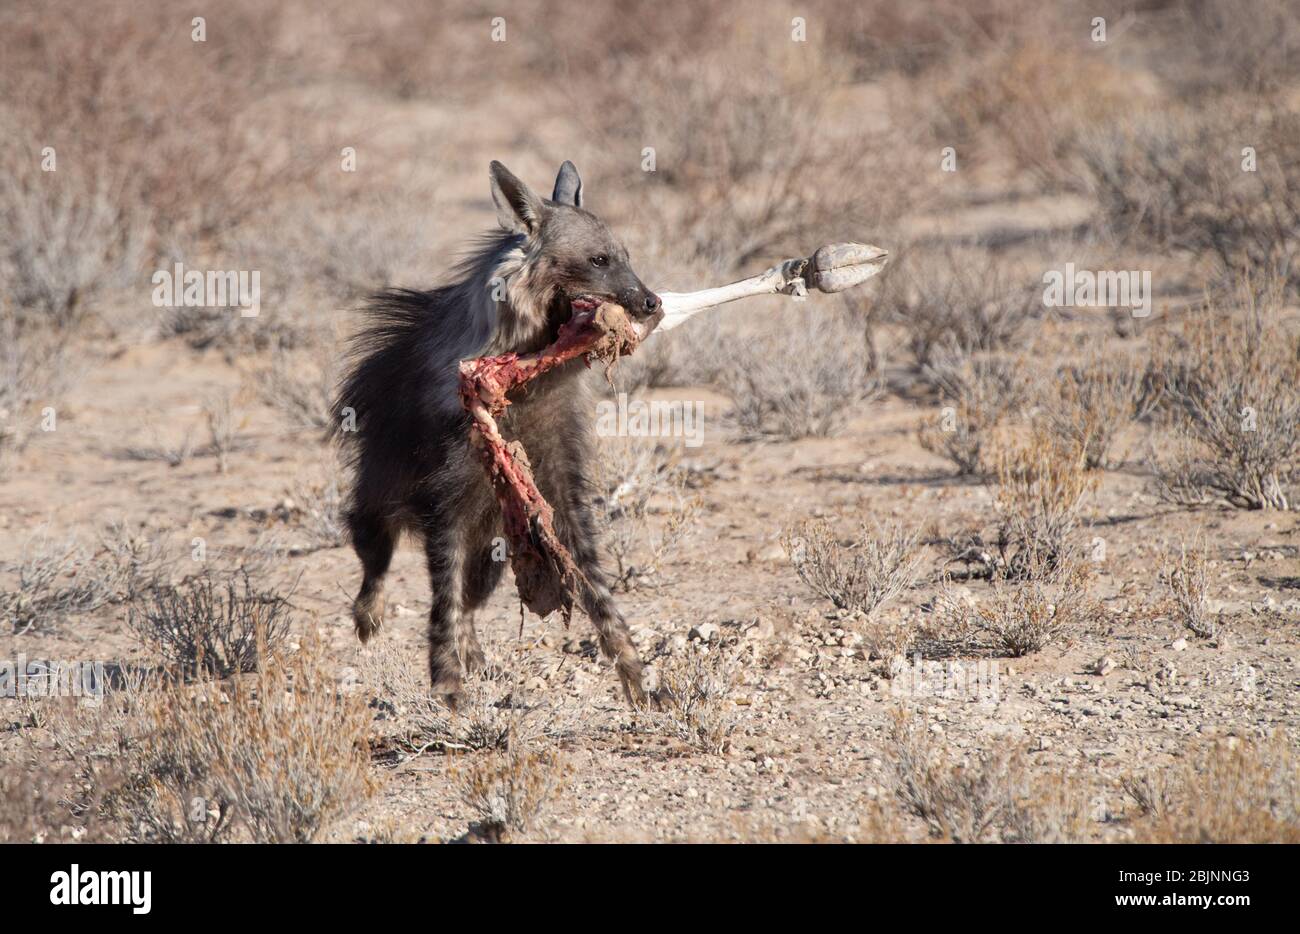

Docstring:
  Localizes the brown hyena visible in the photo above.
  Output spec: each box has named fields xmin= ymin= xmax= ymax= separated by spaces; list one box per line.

xmin=332 ymin=161 xmax=662 ymax=705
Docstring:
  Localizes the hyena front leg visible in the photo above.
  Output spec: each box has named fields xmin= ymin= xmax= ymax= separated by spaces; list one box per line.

xmin=348 ymin=509 xmax=398 ymax=643
xmin=559 ymin=501 xmax=646 ymax=707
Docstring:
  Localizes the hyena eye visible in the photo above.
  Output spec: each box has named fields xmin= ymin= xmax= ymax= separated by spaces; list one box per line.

xmin=589 ymin=254 xmax=609 ymax=268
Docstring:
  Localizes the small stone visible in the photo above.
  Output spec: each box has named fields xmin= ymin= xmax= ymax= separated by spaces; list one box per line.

xmin=1171 ymin=638 xmax=1188 ymax=652
xmin=1093 ymin=656 xmax=1116 ymax=676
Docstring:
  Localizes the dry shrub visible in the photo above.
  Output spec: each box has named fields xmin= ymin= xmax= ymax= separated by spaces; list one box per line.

xmin=1042 ymin=355 xmax=1160 ymax=470
xmin=918 ymin=352 xmax=1032 ymax=476
xmin=157 ymin=636 xmax=375 ymax=843
xmin=1161 ymin=536 xmax=1220 ymax=640
xmin=647 ymin=644 xmax=741 ymax=755
xmin=255 ymin=345 xmax=339 ymax=433
xmin=0 ymin=301 xmax=67 ymax=470
xmin=879 ymin=245 xmax=1041 ymax=370
xmin=1133 ymin=734 xmax=1300 ymax=843
xmin=1149 ymin=283 xmax=1300 ymax=510
xmin=723 ymin=307 xmax=876 ymax=440
xmin=1 ymin=532 xmax=120 ymax=635
xmin=934 ymin=559 xmax=1093 ymax=657
xmin=453 ymin=745 xmax=567 ymax=841
xmin=0 ymin=761 xmax=99 ymax=843
xmin=1157 ymin=0 xmax=1300 ymax=97
xmin=887 ymin=712 xmax=1089 ymax=842
xmin=53 ymin=634 xmax=376 ymax=843
xmin=358 ymin=640 xmax=567 ymax=759
xmin=286 ymin=453 xmax=348 ymax=551
xmin=0 ymin=1 xmax=318 ymax=245
xmin=595 ymin=442 xmax=701 ymax=590
xmin=922 ymin=37 xmax=1137 ymax=192
xmin=1082 ymin=105 xmax=1300 ymax=288
xmin=991 ymin=430 xmax=1097 ymax=578
xmin=580 ymin=28 xmax=916 ymax=273
xmin=0 ymin=160 xmax=146 ymax=326
xmin=128 ymin=570 xmax=293 ymax=679
xmin=783 ymin=518 xmax=922 ymax=620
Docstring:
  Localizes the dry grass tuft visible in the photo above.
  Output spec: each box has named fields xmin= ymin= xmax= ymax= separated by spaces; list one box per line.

xmin=990 ymin=429 xmax=1097 ymax=578
xmin=647 ymin=644 xmax=741 ymax=755
xmin=128 ymin=569 xmax=294 ymax=678
xmin=887 ymin=713 xmax=1090 ymax=842
xmin=1132 ymin=734 xmax=1300 ymax=843
xmin=918 ymin=352 xmax=1032 ymax=476
xmin=1161 ymin=536 xmax=1220 ymax=640
xmin=783 ymin=518 xmax=923 ymax=620
xmin=453 ymin=745 xmax=568 ymax=841
xmin=595 ymin=442 xmax=701 ymax=591
xmin=1149 ymin=283 xmax=1300 ymax=510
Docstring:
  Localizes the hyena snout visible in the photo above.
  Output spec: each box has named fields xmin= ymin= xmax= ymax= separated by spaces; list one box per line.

xmin=617 ymin=285 xmax=662 ymax=320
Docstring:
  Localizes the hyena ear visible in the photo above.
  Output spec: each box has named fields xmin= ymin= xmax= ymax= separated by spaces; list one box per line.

xmin=551 ymin=160 xmax=583 ymax=207
xmin=489 ymin=161 xmax=546 ymax=236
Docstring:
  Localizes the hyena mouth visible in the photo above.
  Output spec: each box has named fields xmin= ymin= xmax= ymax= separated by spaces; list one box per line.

xmin=569 ymin=293 xmax=609 ymax=313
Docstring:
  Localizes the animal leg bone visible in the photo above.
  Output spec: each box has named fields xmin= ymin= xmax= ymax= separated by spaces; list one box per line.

xmin=656 ymin=241 xmax=888 ymax=332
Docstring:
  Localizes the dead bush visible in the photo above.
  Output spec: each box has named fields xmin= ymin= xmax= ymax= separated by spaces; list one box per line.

xmin=1134 ymin=734 xmax=1300 ymax=843
xmin=647 ymin=643 xmax=741 ymax=755
xmin=918 ymin=352 xmax=1033 ymax=476
xmin=880 ymin=245 xmax=1042 ymax=369
xmin=920 ymin=37 xmax=1137 ymax=193
xmin=783 ymin=518 xmax=922 ymax=620
xmin=128 ymin=569 xmax=294 ymax=678
xmin=887 ymin=713 xmax=1089 ymax=842
xmin=1 ymin=532 xmax=120 ymax=635
xmin=990 ymin=430 xmax=1097 ymax=578
xmin=453 ymin=744 xmax=567 ymax=841
xmin=1042 ymin=355 xmax=1160 ymax=470
xmin=723 ymin=307 xmax=876 ymax=440
xmin=0 ymin=301 xmax=68 ymax=470
xmin=87 ymin=635 xmax=376 ymax=843
xmin=1161 ymin=537 xmax=1220 ymax=640
xmin=595 ymin=442 xmax=701 ymax=591
xmin=0 ymin=161 xmax=146 ymax=326
xmin=255 ymin=345 xmax=339 ymax=433
xmin=934 ymin=558 xmax=1093 ymax=657
xmin=1081 ymin=105 xmax=1300 ymax=288
xmin=1149 ymin=284 xmax=1300 ymax=510
xmin=581 ymin=33 xmax=916 ymax=273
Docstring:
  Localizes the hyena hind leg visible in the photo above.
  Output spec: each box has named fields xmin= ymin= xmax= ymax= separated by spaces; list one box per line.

xmin=349 ymin=510 xmax=398 ymax=643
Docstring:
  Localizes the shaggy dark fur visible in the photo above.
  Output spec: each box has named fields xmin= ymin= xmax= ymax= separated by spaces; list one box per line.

xmin=332 ymin=161 xmax=661 ymax=703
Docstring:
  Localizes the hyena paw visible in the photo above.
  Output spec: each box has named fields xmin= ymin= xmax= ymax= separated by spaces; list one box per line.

xmin=617 ymin=656 xmax=648 ymax=709
xmin=352 ymin=591 xmax=385 ymax=643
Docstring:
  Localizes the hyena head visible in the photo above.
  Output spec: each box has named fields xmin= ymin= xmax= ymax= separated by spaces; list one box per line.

xmin=489 ymin=160 xmax=661 ymax=350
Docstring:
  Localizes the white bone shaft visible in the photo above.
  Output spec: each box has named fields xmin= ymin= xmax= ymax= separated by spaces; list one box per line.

xmin=653 ymin=242 xmax=887 ymax=334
